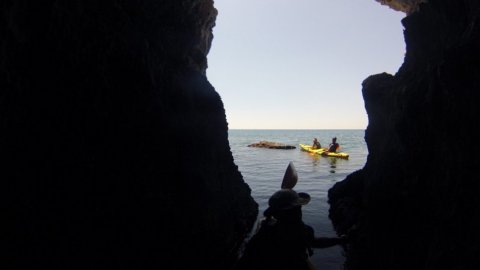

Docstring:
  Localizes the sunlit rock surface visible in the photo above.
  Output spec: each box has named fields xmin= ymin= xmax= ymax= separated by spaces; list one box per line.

xmin=376 ymin=0 xmax=428 ymax=14
xmin=247 ymin=141 xmax=296 ymax=149
xmin=0 ymin=1 xmax=257 ymax=269
xmin=330 ymin=0 xmax=480 ymax=269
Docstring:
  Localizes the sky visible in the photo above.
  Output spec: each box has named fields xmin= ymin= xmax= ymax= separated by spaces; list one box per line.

xmin=207 ymin=0 xmax=406 ymax=129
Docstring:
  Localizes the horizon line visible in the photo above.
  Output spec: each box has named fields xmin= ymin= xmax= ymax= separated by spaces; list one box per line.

xmin=228 ymin=128 xmax=365 ymax=130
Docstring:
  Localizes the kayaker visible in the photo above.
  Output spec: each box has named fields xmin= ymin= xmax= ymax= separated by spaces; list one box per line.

xmin=235 ymin=189 xmax=348 ymax=270
xmin=327 ymin=137 xmax=339 ymax=152
xmin=312 ymin=138 xmax=322 ymax=149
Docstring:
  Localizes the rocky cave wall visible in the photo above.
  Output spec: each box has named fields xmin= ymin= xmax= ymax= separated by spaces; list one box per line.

xmin=0 ymin=1 xmax=258 ymax=269
xmin=376 ymin=0 xmax=428 ymax=14
xmin=329 ymin=0 xmax=480 ymax=269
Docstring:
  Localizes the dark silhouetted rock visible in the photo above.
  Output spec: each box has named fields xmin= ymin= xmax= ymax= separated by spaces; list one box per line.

xmin=0 ymin=1 xmax=257 ymax=269
xmin=247 ymin=141 xmax=296 ymax=149
xmin=329 ymin=1 xmax=480 ymax=269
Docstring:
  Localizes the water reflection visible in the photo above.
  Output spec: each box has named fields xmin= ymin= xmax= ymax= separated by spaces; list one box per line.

xmin=328 ymin=157 xmax=337 ymax=173
xmin=311 ymin=153 xmax=321 ymax=166
xmin=307 ymin=154 xmax=339 ymax=173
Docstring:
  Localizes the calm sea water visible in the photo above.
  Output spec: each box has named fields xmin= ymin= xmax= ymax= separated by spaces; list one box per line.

xmin=228 ymin=129 xmax=368 ymax=270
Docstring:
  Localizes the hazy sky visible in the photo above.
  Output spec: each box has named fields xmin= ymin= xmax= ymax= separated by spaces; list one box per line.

xmin=207 ymin=0 xmax=406 ymax=129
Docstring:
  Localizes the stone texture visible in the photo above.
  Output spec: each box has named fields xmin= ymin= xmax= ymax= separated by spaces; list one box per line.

xmin=329 ymin=0 xmax=480 ymax=269
xmin=376 ymin=0 xmax=428 ymax=14
xmin=247 ymin=141 xmax=296 ymax=149
xmin=0 ymin=1 xmax=257 ymax=269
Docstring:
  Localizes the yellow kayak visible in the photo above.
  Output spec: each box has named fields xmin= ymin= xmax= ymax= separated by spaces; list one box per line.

xmin=299 ymin=144 xmax=349 ymax=159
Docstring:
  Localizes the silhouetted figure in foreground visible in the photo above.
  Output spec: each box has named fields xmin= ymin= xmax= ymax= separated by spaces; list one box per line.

xmin=235 ymin=189 xmax=348 ymax=270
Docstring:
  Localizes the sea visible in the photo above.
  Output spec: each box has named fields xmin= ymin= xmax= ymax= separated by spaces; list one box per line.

xmin=228 ymin=129 xmax=368 ymax=270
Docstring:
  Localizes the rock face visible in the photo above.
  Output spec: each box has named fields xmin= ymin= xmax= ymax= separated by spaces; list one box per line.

xmin=376 ymin=0 xmax=428 ymax=14
xmin=0 ymin=1 xmax=257 ymax=269
xmin=329 ymin=1 xmax=480 ymax=269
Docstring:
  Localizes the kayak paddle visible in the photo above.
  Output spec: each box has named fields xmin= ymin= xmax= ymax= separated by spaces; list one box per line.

xmin=281 ymin=161 xmax=298 ymax=189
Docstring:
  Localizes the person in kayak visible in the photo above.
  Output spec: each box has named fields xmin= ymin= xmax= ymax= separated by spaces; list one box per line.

xmin=235 ymin=189 xmax=348 ymax=270
xmin=327 ymin=137 xmax=339 ymax=152
xmin=312 ymin=138 xmax=322 ymax=149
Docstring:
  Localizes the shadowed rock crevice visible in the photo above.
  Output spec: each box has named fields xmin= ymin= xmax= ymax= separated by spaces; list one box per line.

xmin=1 ymin=1 xmax=257 ymax=269
xmin=329 ymin=0 xmax=480 ymax=269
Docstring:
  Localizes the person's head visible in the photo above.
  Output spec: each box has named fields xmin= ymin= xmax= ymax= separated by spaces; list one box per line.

xmin=332 ymin=137 xmax=337 ymax=143
xmin=313 ymin=138 xmax=318 ymax=142
xmin=264 ymin=189 xmax=310 ymax=221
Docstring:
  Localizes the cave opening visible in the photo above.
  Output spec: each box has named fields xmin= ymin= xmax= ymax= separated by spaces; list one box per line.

xmin=5 ymin=1 xmax=479 ymax=269
xmin=207 ymin=1 xmax=408 ymax=269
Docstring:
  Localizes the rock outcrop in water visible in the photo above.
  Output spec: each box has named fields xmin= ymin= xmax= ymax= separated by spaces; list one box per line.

xmin=248 ymin=141 xmax=296 ymax=149
xmin=329 ymin=1 xmax=480 ymax=269
xmin=0 ymin=1 xmax=257 ymax=269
